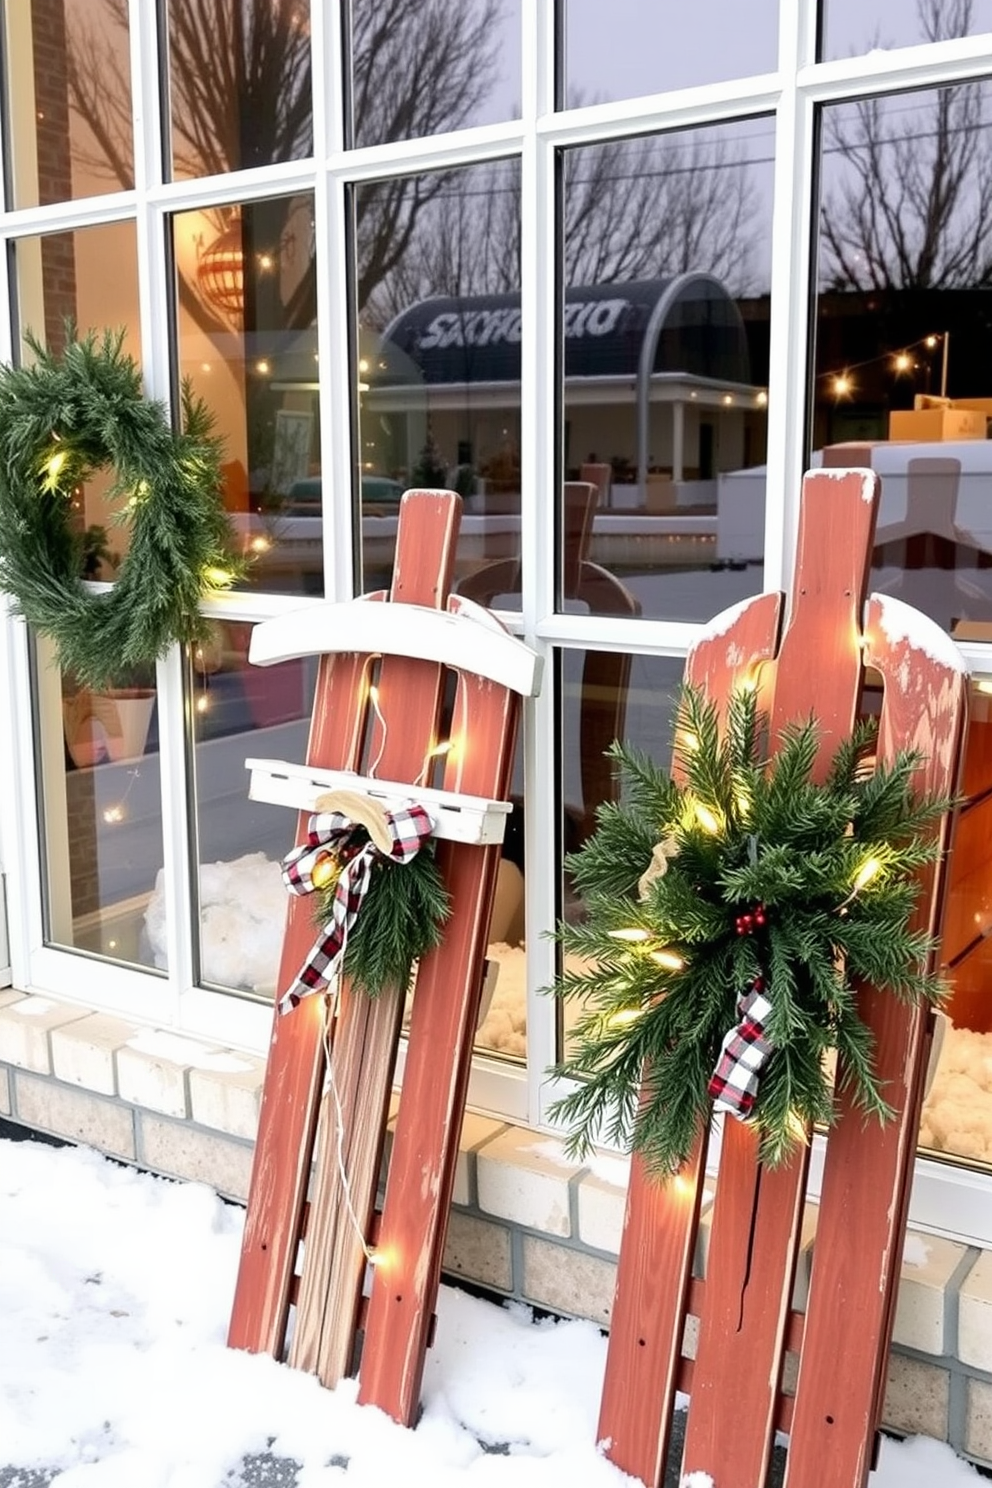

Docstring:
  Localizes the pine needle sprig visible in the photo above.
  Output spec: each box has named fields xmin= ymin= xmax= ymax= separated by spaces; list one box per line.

xmin=548 ymin=681 xmax=954 ymax=1176
xmin=319 ymin=844 xmax=451 ymax=1000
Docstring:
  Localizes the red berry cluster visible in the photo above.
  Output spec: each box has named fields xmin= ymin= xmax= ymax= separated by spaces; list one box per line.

xmin=734 ymin=903 xmax=767 ymax=936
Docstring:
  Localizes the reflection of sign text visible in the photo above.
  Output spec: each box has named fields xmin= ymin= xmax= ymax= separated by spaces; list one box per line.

xmin=418 ymin=298 xmax=628 ymax=350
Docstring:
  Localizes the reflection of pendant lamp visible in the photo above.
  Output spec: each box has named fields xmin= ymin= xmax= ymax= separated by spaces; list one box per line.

xmin=196 ymin=224 xmax=244 ymax=320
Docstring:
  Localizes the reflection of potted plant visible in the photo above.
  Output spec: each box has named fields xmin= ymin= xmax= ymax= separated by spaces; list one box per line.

xmin=79 ymin=523 xmax=120 ymax=580
xmin=62 ymin=662 xmax=157 ymax=768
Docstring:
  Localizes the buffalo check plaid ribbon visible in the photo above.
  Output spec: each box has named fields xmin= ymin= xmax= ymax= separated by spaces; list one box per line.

xmin=277 ymin=802 xmax=434 ymax=1015
xmin=707 ymin=975 xmax=774 ymax=1119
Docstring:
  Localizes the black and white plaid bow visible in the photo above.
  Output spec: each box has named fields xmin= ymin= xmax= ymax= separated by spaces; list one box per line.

xmin=278 ymin=802 xmax=434 ymax=1014
xmin=707 ymin=975 xmax=774 ymax=1119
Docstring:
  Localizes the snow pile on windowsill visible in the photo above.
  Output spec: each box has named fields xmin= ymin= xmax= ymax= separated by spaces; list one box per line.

xmin=0 ymin=1137 xmax=984 ymax=1485
xmin=920 ymin=1023 xmax=992 ymax=1163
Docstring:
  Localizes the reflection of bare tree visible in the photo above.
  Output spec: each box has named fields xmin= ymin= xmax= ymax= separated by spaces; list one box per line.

xmin=66 ymin=0 xmax=503 ymax=331
xmin=563 ymin=131 xmax=758 ymax=293
xmin=821 ymin=0 xmax=992 ymax=290
xmin=364 ymin=129 xmax=759 ymax=327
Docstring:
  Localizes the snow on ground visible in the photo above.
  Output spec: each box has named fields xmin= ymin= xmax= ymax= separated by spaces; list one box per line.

xmin=0 ymin=1137 xmax=986 ymax=1487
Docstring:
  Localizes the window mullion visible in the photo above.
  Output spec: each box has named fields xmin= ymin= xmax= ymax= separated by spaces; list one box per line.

xmin=761 ymin=1 xmax=817 ymax=594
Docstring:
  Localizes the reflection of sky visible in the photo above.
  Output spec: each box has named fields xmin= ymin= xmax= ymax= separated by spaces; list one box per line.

xmin=564 ymin=0 xmax=778 ymax=102
xmin=821 ymin=0 xmax=992 ymax=60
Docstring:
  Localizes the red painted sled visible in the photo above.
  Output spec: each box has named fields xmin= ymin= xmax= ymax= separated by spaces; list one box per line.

xmin=598 ymin=468 xmax=967 ymax=1488
xmin=227 ymin=489 xmax=541 ymax=1425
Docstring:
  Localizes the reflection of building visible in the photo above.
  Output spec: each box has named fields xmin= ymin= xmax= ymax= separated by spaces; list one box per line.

xmin=364 ymin=276 xmax=767 ymax=503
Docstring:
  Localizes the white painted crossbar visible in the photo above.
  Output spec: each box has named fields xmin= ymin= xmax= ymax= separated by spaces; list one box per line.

xmin=246 ymin=759 xmax=514 ymax=846
xmin=248 ymin=596 xmax=543 ymax=698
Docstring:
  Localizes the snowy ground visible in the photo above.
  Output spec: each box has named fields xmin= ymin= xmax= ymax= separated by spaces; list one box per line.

xmin=0 ymin=1133 xmax=985 ymax=1488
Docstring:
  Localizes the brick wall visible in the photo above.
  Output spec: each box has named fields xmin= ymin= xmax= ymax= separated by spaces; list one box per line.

xmin=31 ymin=0 xmax=77 ymax=345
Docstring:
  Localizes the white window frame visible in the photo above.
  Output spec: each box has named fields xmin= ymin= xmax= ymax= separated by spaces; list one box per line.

xmin=1 ymin=0 xmax=991 ymax=1236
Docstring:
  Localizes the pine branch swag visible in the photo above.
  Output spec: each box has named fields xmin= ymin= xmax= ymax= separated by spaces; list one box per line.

xmin=550 ymin=684 xmax=950 ymax=1175
xmin=0 ymin=328 xmax=242 ymax=688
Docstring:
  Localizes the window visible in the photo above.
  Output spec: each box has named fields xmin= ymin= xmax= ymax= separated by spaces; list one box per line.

xmin=2 ymin=2 xmax=992 ymax=1237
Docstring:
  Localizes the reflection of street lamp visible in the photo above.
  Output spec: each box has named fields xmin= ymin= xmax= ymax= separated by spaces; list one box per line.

xmin=925 ymin=332 xmax=950 ymax=397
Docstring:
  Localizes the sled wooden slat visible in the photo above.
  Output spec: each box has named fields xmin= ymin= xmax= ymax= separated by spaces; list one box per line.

xmin=784 ymin=596 xmax=966 ymax=1488
xmin=288 ymin=493 xmax=461 ymax=1387
xmin=600 ymin=469 xmax=966 ymax=1488
xmin=597 ymin=590 xmax=783 ymax=1488
xmin=358 ymin=641 xmax=521 ymax=1422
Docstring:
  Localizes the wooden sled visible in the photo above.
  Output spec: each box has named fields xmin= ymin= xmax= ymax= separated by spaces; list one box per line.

xmin=598 ymin=468 xmax=967 ymax=1488
xmin=227 ymin=489 xmax=542 ymax=1427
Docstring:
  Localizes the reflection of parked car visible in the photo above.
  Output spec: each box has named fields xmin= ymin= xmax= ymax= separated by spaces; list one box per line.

xmin=284 ymin=474 xmax=405 ymax=513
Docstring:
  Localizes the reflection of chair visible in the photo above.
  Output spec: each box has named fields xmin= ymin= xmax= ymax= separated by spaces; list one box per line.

xmin=457 ymin=481 xmax=641 ymax=838
xmin=822 ymin=446 xmax=992 ymax=632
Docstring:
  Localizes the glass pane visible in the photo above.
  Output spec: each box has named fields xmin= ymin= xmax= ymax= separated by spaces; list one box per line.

xmin=349 ymin=0 xmax=521 ymax=148
xmin=354 ymin=160 xmax=522 ymax=600
xmin=814 ymin=84 xmax=992 ymax=638
xmin=37 ymin=637 xmax=164 ymax=971
xmin=821 ymin=0 xmax=992 ymax=62
xmin=13 ymin=222 xmax=159 ymax=969
xmin=3 ymin=0 xmax=134 ymax=209
xmin=167 ymin=0 xmax=313 ymax=179
xmin=186 ymin=625 xmax=316 ymax=997
xmin=560 ymin=120 xmax=773 ymax=623
xmin=563 ymin=0 xmax=777 ymax=106
xmin=925 ymin=676 xmax=992 ymax=1171
xmin=559 ymin=650 xmax=685 ymax=1058
xmin=475 ymin=730 xmax=525 ymax=1060
xmin=173 ymin=194 xmax=321 ymax=596
xmin=14 ymin=220 xmax=139 ymax=360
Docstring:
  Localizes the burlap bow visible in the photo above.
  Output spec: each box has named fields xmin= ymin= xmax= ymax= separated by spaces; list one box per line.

xmin=278 ymin=792 xmax=434 ymax=1014
xmin=707 ymin=975 xmax=774 ymax=1119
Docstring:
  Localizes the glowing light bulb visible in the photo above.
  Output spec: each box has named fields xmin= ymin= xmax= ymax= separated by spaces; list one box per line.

xmin=195 ymin=693 xmax=209 ymax=714
xmin=893 ymin=352 xmax=912 ymax=373
xmin=250 ymin=535 xmax=271 ymax=553
xmin=680 ymin=730 xmax=699 ymax=753
xmin=201 ymin=565 xmax=234 ymax=589
xmin=650 ymin=949 xmax=685 ymax=972
xmin=925 ymin=335 xmax=939 ymax=349
xmin=833 ymin=374 xmax=852 ymax=397
xmin=756 ymin=390 xmax=768 ymax=407
xmin=256 ymin=359 xmax=271 ymax=375
xmin=45 ymin=449 xmax=67 ymax=482
xmin=608 ymin=928 xmax=651 ymax=943
xmin=102 ymin=804 xmax=126 ymax=824
xmin=606 ymin=1008 xmax=643 ymax=1030
xmin=695 ymin=803 xmax=721 ymax=835
xmin=853 ymin=856 xmax=882 ymax=893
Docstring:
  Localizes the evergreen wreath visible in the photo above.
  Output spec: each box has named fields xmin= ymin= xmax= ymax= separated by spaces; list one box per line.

xmin=550 ymin=683 xmax=950 ymax=1174
xmin=0 ymin=328 xmax=242 ymax=689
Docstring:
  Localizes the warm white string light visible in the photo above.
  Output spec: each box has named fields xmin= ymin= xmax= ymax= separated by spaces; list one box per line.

xmin=366 ymin=683 xmax=388 ymax=778
xmin=320 ymin=987 xmax=383 ymax=1269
